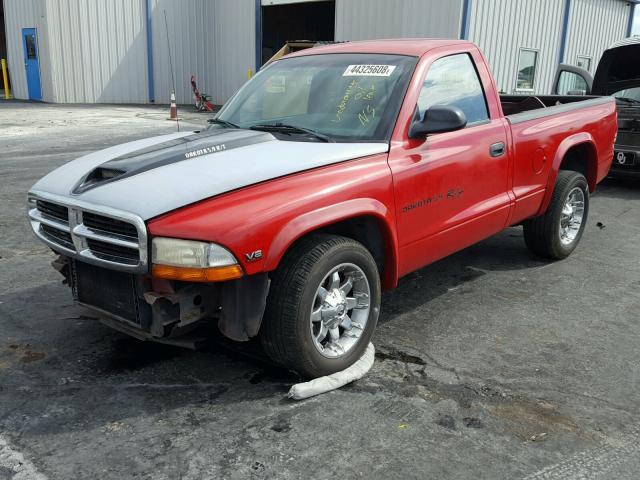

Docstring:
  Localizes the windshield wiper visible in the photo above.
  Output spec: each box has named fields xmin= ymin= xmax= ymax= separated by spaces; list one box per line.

xmin=615 ymin=97 xmax=640 ymax=105
xmin=249 ymin=123 xmax=335 ymax=143
xmin=208 ymin=118 xmax=241 ymax=129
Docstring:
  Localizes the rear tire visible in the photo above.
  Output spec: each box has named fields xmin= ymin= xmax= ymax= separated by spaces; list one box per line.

xmin=260 ymin=234 xmax=381 ymax=378
xmin=523 ymin=170 xmax=589 ymax=259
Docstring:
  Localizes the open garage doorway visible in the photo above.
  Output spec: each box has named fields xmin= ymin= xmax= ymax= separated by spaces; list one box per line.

xmin=0 ymin=2 xmax=8 ymax=99
xmin=261 ymin=0 xmax=335 ymax=66
xmin=0 ymin=3 xmax=6 ymax=65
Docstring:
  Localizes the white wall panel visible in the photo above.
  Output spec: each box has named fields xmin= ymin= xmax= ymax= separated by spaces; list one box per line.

xmin=564 ymin=0 xmax=631 ymax=74
xmin=3 ymin=0 xmax=52 ymax=101
xmin=44 ymin=0 xmax=148 ymax=103
xmin=213 ymin=0 xmax=256 ymax=103
xmin=150 ymin=0 xmax=255 ymax=105
xmin=335 ymin=0 xmax=463 ymax=41
xmin=469 ymin=0 xmax=565 ymax=94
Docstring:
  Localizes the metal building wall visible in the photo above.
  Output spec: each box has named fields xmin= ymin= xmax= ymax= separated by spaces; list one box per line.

xmin=335 ymin=0 xmax=463 ymax=41
xmin=3 ymin=0 xmax=53 ymax=101
xmin=564 ymin=0 xmax=631 ymax=74
xmin=43 ymin=0 xmax=148 ymax=103
xmin=468 ymin=0 xmax=565 ymax=94
xmin=150 ymin=0 xmax=255 ymax=105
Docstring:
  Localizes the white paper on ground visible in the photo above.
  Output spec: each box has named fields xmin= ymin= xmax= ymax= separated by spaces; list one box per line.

xmin=287 ymin=342 xmax=375 ymax=400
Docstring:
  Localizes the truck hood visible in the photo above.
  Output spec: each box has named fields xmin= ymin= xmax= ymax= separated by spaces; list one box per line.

xmin=30 ymin=128 xmax=388 ymax=220
xmin=592 ymin=37 xmax=640 ymax=96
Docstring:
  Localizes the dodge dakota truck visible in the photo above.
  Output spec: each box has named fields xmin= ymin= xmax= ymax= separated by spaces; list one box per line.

xmin=28 ymin=39 xmax=617 ymax=377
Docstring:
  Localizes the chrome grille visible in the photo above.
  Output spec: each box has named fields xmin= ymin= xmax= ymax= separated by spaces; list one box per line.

xmin=36 ymin=200 xmax=69 ymax=222
xmin=86 ymin=238 xmax=140 ymax=264
xmin=28 ymin=192 xmax=148 ymax=273
xmin=41 ymin=224 xmax=75 ymax=250
xmin=83 ymin=212 xmax=138 ymax=239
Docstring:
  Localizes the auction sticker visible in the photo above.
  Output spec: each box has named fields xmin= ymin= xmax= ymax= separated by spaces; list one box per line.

xmin=343 ymin=64 xmax=397 ymax=77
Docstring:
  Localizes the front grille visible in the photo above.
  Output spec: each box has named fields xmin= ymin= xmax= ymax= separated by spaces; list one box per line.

xmin=41 ymin=224 xmax=74 ymax=249
xmin=29 ymin=195 xmax=147 ymax=272
xmin=36 ymin=200 xmax=69 ymax=222
xmin=83 ymin=212 xmax=138 ymax=240
xmin=86 ymin=238 xmax=140 ymax=264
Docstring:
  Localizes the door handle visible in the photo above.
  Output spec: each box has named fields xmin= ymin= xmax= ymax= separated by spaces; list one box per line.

xmin=490 ymin=142 xmax=505 ymax=157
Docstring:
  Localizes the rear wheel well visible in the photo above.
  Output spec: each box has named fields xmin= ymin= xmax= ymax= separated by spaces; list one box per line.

xmin=559 ymin=143 xmax=597 ymax=191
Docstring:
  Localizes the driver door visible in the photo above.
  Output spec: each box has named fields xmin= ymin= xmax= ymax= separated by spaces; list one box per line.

xmin=389 ymin=51 xmax=511 ymax=276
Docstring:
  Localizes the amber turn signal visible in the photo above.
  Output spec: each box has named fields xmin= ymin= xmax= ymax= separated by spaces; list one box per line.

xmin=151 ymin=264 xmax=243 ymax=282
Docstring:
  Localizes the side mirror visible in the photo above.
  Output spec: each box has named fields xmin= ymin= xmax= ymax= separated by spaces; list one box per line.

xmin=552 ymin=64 xmax=592 ymax=95
xmin=409 ymin=105 xmax=467 ymax=138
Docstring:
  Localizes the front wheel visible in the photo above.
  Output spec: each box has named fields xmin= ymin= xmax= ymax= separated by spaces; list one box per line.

xmin=260 ymin=234 xmax=381 ymax=378
xmin=523 ymin=170 xmax=590 ymax=259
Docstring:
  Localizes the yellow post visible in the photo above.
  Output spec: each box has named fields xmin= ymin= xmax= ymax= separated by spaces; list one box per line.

xmin=1 ymin=59 xmax=10 ymax=99
xmin=247 ymin=68 xmax=253 ymax=80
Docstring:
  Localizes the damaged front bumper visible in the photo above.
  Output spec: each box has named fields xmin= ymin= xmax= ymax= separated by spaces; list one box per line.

xmin=55 ymin=255 xmax=270 ymax=345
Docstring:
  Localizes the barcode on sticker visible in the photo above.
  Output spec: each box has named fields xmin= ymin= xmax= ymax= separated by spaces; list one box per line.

xmin=343 ymin=65 xmax=397 ymax=77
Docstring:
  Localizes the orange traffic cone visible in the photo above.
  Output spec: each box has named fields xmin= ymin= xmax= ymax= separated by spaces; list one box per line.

xmin=168 ymin=92 xmax=178 ymax=121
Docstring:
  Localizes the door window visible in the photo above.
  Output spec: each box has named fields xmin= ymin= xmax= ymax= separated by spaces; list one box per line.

xmin=25 ymin=34 xmax=37 ymax=59
xmin=417 ymin=53 xmax=489 ymax=125
xmin=516 ymin=49 xmax=538 ymax=91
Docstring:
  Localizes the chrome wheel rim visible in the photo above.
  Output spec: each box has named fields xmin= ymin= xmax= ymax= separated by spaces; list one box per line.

xmin=559 ymin=187 xmax=585 ymax=246
xmin=310 ymin=263 xmax=371 ymax=358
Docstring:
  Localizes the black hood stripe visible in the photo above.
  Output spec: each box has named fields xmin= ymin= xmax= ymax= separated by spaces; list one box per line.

xmin=72 ymin=129 xmax=274 ymax=194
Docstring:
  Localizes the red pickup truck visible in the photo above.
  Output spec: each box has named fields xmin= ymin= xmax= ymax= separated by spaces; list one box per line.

xmin=28 ymin=39 xmax=616 ymax=377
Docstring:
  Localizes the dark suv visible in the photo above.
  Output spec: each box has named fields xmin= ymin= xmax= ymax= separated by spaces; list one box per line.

xmin=555 ymin=37 xmax=640 ymax=178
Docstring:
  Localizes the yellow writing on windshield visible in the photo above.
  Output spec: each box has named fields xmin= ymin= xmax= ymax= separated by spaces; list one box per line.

xmin=334 ymin=80 xmax=377 ymax=123
xmin=358 ymin=105 xmax=376 ymax=126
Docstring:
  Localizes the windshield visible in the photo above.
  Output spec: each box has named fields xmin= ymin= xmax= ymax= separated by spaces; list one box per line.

xmin=215 ymin=53 xmax=417 ymax=142
xmin=613 ymin=87 xmax=640 ymax=103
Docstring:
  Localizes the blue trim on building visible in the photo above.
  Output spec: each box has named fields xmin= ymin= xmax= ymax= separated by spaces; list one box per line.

xmin=460 ymin=0 xmax=472 ymax=39
xmin=627 ymin=1 xmax=637 ymax=37
xmin=558 ymin=0 xmax=572 ymax=63
xmin=255 ymin=0 xmax=262 ymax=70
xmin=145 ymin=0 xmax=155 ymax=103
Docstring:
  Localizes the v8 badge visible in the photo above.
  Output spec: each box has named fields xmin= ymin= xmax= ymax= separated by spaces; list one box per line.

xmin=245 ymin=250 xmax=263 ymax=262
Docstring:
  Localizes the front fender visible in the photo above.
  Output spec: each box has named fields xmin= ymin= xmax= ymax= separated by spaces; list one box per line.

xmin=264 ymin=198 xmax=399 ymax=289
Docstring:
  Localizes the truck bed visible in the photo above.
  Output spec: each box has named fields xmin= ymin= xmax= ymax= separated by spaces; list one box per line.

xmin=500 ymin=94 xmax=613 ymax=124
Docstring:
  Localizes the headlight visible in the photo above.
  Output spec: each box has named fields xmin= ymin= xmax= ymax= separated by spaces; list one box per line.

xmin=151 ymin=237 xmax=243 ymax=282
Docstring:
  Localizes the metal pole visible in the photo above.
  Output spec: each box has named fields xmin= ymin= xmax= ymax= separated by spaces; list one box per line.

xmin=1 ymin=59 xmax=10 ymax=100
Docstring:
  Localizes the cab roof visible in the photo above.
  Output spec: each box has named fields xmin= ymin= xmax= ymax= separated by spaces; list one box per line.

xmin=286 ymin=38 xmax=474 ymax=58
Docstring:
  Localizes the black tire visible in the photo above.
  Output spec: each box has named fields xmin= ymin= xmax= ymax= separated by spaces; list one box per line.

xmin=260 ymin=234 xmax=381 ymax=378
xmin=523 ymin=170 xmax=590 ymax=259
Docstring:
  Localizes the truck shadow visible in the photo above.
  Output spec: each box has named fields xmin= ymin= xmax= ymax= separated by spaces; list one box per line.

xmin=379 ymin=227 xmax=550 ymax=322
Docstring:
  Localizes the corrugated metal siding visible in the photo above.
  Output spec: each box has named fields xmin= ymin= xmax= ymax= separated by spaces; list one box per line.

xmin=43 ymin=0 xmax=148 ymax=103
xmin=4 ymin=0 xmax=633 ymax=104
xmin=3 ymin=0 xmax=52 ymax=101
xmin=335 ymin=0 xmax=463 ymax=41
xmin=469 ymin=0 xmax=565 ymax=94
xmin=150 ymin=0 xmax=255 ymax=105
xmin=564 ymin=0 xmax=630 ymax=74
xmin=212 ymin=0 xmax=256 ymax=103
